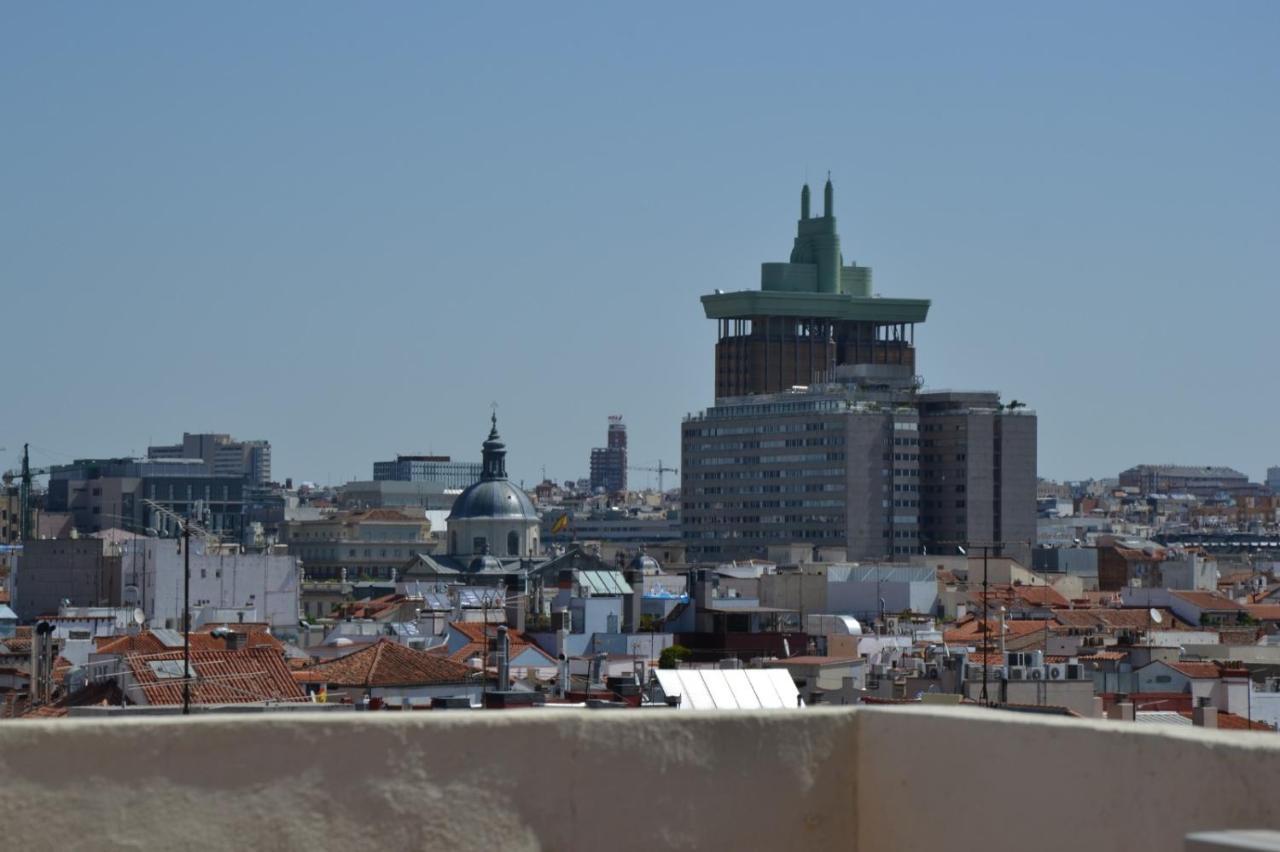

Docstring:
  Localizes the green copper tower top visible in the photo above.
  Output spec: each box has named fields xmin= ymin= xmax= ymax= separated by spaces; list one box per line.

xmin=701 ymin=178 xmax=930 ymax=324
xmin=701 ymin=180 xmax=931 ymax=398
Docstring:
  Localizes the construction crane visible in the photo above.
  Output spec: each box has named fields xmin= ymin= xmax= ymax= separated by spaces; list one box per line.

xmin=628 ymin=460 xmax=678 ymax=494
xmin=2 ymin=444 xmax=50 ymax=543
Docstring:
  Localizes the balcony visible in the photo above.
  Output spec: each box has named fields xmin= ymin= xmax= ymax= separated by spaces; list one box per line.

xmin=2 ymin=705 xmax=1279 ymax=851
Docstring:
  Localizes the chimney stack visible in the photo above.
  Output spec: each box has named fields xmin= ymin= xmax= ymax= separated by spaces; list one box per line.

xmin=1107 ymin=694 xmax=1135 ymax=722
xmin=1193 ymin=697 xmax=1218 ymax=729
xmin=623 ymin=567 xmax=643 ymax=634
xmin=496 ymin=625 xmax=510 ymax=691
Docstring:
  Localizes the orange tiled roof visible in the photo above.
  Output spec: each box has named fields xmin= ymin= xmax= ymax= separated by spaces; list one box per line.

xmin=1077 ymin=650 xmax=1128 ymax=662
xmin=293 ymin=639 xmax=475 ymax=687
xmin=96 ymin=626 xmax=282 ymax=656
xmin=1169 ymin=590 xmax=1245 ymax=612
xmin=1164 ymin=660 xmax=1247 ymax=680
xmin=1185 ymin=711 xmax=1275 ymax=732
xmin=447 ymin=622 xmax=555 ymax=666
xmin=1245 ymin=604 xmax=1280 ymax=621
xmin=943 ymin=618 xmax=1056 ymax=643
xmin=125 ymin=646 xmax=306 ymax=706
xmin=1052 ymin=608 xmax=1189 ymax=631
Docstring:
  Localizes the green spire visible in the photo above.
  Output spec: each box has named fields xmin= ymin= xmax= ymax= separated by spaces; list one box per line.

xmin=823 ymin=172 xmax=834 ymax=218
xmin=801 ymin=183 xmax=811 ymax=220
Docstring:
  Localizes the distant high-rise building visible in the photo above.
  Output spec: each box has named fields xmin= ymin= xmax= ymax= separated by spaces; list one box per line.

xmin=148 ymin=433 xmax=271 ymax=485
xmin=681 ymin=180 xmax=1037 ymax=565
xmin=1268 ymin=466 xmax=1280 ymax=494
xmin=590 ymin=416 xmax=628 ymax=495
xmin=372 ymin=455 xmax=481 ymax=490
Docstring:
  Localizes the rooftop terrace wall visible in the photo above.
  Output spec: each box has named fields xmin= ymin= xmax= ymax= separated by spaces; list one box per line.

xmin=1 ymin=706 xmax=1278 ymax=851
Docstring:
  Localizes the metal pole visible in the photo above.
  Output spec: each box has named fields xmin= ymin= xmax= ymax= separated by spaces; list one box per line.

xmin=183 ymin=520 xmax=191 ymax=715
xmin=981 ymin=546 xmax=989 ymax=707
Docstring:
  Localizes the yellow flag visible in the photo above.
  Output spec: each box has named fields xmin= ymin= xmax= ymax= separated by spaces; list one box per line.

xmin=551 ymin=513 xmax=569 ymax=534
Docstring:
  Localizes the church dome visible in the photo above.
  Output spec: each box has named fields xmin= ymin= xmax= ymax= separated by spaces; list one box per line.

xmin=447 ymin=414 xmax=539 ymax=522
xmin=450 ymin=479 xmax=538 ymax=521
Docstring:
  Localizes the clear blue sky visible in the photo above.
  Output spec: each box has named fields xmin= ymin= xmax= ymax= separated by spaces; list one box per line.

xmin=3 ymin=2 xmax=1277 ymax=487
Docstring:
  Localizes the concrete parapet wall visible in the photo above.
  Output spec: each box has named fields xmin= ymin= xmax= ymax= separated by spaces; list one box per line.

xmin=858 ymin=706 xmax=1280 ymax=851
xmin=0 ymin=709 xmax=859 ymax=852
xmin=1 ymin=706 xmax=1279 ymax=851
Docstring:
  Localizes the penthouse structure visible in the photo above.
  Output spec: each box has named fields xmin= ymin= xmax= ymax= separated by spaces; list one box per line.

xmin=682 ymin=180 xmax=1036 ymax=564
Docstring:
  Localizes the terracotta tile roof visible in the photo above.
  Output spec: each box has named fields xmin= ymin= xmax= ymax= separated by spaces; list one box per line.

xmin=1164 ymin=661 xmax=1247 ymax=680
xmin=348 ymin=508 xmax=426 ymax=523
xmin=1169 ymin=590 xmax=1245 ymax=612
xmin=96 ymin=627 xmax=283 ymax=656
xmin=943 ymin=618 xmax=1056 ymax=643
xmin=1077 ymin=650 xmax=1128 ymax=662
xmin=293 ymin=639 xmax=475 ymax=688
xmin=969 ymin=584 xmax=1070 ymax=609
xmin=1102 ymin=692 xmax=1191 ymax=713
xmin=1052 ymin=608 xmax=1189 ymax=630
xmin=1182 ymin=711 xmax=1276 ymax=732
xmin=1245 ymin=605 xmax=1280 ymax=621
xmin=125 ymin=646 xmax=306 ymax=706
xmin=447 ymin=622 xmax=555 ymax=667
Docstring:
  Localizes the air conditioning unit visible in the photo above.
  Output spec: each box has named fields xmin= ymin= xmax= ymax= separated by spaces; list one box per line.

xmin=1029 ymin=667 xmax=1044 ymax=680
xmin=990 ymin=666 xmax=1005 ymax=680
xmin=1008 ymin=666 xmax=1027 ymax=681
xmin=1047 ymin=664 xmax=1068 ymax=680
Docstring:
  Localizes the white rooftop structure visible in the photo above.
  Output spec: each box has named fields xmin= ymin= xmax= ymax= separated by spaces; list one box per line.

xmin=653 ymin=668 xmax=802 ymax=710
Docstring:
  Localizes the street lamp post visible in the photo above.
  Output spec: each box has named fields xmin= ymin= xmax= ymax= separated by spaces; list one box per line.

xmin=182 ymin=519 xmax=191 ymax=716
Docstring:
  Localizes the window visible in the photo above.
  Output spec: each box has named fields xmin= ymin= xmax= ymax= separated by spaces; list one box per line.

xmin=473 ymin=536 xmax=487 ymax=554
xmin=507 ymin=531 xmax=519 ymax=556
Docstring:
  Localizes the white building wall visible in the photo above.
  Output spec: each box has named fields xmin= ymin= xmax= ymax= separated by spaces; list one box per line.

xmin=121 ymin=539 xmax=301 ymax=637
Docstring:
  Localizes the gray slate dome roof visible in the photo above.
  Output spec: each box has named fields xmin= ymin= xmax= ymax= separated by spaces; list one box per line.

xmin=447 ymin=413 xmax=539 ymax=522
xmin=629 ymin=551 xmax=660 ymax=572
xmin=449 ymin=479 xmax=538 ymax=521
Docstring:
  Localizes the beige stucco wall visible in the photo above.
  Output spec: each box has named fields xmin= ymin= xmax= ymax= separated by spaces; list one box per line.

xmin=857 ymin=706 xmax=1280 ymax=851
xmin=2 ymin=706 xmax=1280 ymax=851
xmin=0 ymin=709 xmax=859 ymax=852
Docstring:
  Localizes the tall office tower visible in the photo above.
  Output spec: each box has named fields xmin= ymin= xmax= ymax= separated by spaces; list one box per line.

xmin=589 ymin=416 xmax=628 ymax=495
xmin=682 ymin=180 xmax=1036 ymax=565
xmin=916 ymin=392 xmax=1037 ymax=561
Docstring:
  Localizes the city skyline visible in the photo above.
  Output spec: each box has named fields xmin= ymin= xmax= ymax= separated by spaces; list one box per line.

xmin=3 ymin=3 xmax=1278 ymax=487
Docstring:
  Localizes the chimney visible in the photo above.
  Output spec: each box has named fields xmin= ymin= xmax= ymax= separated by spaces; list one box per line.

xmin=496 ymin=625 xmax=510 ymax=691
xmin=552 ymin=609 xmax=569 ymax=659
xmin=1107 ymin=694 xmax=1135 ymax=722
xmin=1193 ymin=697 xmax=1218 ymax=729
xmin=590 ymin=651 xmax=607 ymax=690
xmin=623 ymin=568 xmax=643 ymax=634
xmin=504 ymin=599 xmax=525 ymax=633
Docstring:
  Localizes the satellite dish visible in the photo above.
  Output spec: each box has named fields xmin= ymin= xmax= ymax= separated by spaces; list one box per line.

xmin=133 ymin=608 xmax=145 ymax=626
xmin=1149 ymin=608 xmax=1163 ymax=625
